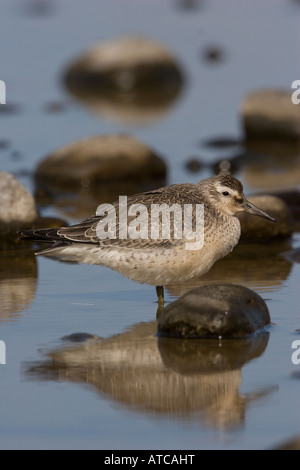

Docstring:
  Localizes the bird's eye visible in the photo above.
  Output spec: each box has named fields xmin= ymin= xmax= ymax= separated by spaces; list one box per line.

xmin=222 ymin=191 xmax=229 ymax=196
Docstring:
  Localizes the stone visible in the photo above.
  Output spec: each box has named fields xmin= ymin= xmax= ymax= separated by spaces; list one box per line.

xmin=63 ymin=36 xmax=184 ymax=125
xmin=63 ymin=35 xmax=184 ymax=94
xmin=238 ymin=194 xmax=294 ymax=239
xmin=0 ymin=171 xmax=38 ymax=245
xmin=241 ymin=89 xmax=300 ymax=140
xmin=35 ymin=134 xmax=167 ymax=190
xmin=158 ymin=284 xmax=270 ymax=339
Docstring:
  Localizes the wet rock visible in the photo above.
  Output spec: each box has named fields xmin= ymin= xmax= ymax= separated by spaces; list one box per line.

xmin=63 ymin=36 xmax=184 ymax=125
xmin=64 ymin=35 xmax=183 ymax=92
xmin=241 ymin=89 xmax=300 ymax=140
xmin=0 ymin=171 xmax=38 ymax=245
xmin=0 ymin=139 xmax=11 ymax=150
xmin=238 ymin=195 xmax=294 ymax=240
xmin=61 ymin=332 xmax=100 ymax=343
xmin=158 ymin=284 xmax=270 ymax=339
xmin=64 ymin=36 xmax=183 ymax=113
xmin=35 ymin=134 xmax=167 ymax=191
xmin=269 ymin=190 xmax=300 ymax=229
xmin=201 ymin=45 xmax=226 ymax=64
xmin=185 ymin=157 xmax=203 ymax=173
xmin=201 ymin=136 xmax=242 ymax=148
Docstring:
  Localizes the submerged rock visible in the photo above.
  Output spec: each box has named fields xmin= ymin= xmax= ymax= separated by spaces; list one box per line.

xmin=157 ymin=284 xmax=270 ymax=339
xmin=35 ymin=134 xmax=167 ymax=191
xmin=0 ymin=171 xmax=38 ymax=245
xmin=238 ymin=194 xmax=294 ymax=240
xmin=241 ymin=89 xmax=300 ymax=140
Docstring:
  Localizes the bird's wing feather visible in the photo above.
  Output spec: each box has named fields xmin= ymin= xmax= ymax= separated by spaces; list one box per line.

xmin=21 ymin=184 xmax=208 ymax=250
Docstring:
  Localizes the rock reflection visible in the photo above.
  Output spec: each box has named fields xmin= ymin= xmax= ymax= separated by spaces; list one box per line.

xmin=66 ymin=87 xmax=183 ymax=126
xmin=24 ymin=321 xmax=275 ymax=429
xmin=0 ymin=249 xmax=37 ymax=321
xmin=167 ymin=239 xmax=293 ymax=297
xmin=241 ymin=140 xmax=300 ymax=191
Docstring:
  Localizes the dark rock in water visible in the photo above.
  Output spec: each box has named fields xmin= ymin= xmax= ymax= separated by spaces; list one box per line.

xmin=0 ymin=171 xmax=38 ymax=246
xmin=241 ymin=89 xmax=300 ymax=140
xmin=35 ymin=134 xmax=167 ymax=191
xmin=238 ymin=194 xmax=294 ymax=240
xmin=63 ymin=36 xmax=184 ymax=125
xmin=269 ymin=190 xmax=300 ymax=229
xmin=158 ymin=284 xmax=271 ymax=339
xmin=185 ymin=157 xmax=203 ymax=173
xmin=201 ymin=45 xmax=226 ymax=64
xmin=61 ymin=332 xmax=100 ymax=343
xmin=64 ymin=35 xmax=184 ymax=93
xmin=0 ymin=139 xmax=11 ymax=150
xmin=201 ymin=136 xmax=242 ymax=148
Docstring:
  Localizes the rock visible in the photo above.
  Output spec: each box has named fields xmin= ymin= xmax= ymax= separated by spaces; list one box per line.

xmin=63 ymin=36 xmax=184 ymax=125
xmin=61 ymin=332 xmax=101 ymax=343
xmin=0 ymin=171 xmax=38 ymax=245
xmin=185 ymin=157 xmax=203 ymax=173
xmin=238 ymin=194 xmax=294 ymax=239
xmin=201 ymin=45 xmax=226 ymax=64
xmin=158 ymin=284 xmax=270 ymax=339
xmin=269 ymin=190 xmax=300 ymax=228
xmin=241 ymin=89 xmax=300 ymax=140
xmin=64 ymin=35 xmax=184 ymax=94
xmin=35 ymin=134 xmax=167 ymax=191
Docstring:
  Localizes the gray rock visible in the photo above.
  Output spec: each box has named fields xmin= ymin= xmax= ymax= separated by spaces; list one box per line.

xmin=0 ymin=171 xmax=38 ymax=244
xmin=241 ymin=89 xmax=300 ymax=140
xmin=35 ymin=134 xmax=167 ymax=190
xmin=157 ymin=284 xmax=270 ymax=339
xmin=238 ymin=194 xmax=294 ymax=239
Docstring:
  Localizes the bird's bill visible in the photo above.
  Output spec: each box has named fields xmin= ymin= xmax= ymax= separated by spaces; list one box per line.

xmin=243 ymin=199 xmax=277 ymax=223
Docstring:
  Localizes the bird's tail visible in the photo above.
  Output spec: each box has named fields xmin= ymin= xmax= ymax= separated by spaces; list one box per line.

xmin=18 ymin=227 xmax=63 ymax=243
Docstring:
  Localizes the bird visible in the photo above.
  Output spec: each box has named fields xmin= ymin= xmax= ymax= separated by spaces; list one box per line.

xmin=20 ymin=173 xmax=276 ymax=316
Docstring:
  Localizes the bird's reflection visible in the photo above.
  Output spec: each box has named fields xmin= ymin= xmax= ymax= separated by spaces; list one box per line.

xmin=166 ymin=239 xmax=293 ymax=298
xmin=24 ymin=321 xmax=275 ymax=429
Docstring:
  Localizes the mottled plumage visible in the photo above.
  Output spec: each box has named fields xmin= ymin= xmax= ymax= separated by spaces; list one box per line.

xmin=20 ymin=173 xmax=276 ymax=303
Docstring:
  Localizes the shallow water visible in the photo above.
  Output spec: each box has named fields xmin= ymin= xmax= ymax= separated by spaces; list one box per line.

xmin=0 ymin=0 xmax=300 ymax=450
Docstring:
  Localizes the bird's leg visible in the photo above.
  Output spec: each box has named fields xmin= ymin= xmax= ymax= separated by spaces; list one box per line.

xmin=156 ymin=285 xmax=164 ymax=319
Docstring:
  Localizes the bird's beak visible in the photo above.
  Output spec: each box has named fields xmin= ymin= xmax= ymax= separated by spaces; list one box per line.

xmin=243 ymin=198 xmax=277 ymax=223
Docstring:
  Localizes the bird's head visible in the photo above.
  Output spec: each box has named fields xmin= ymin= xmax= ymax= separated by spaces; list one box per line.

xmin=200 ymin=173 xmax=277 ymax=222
